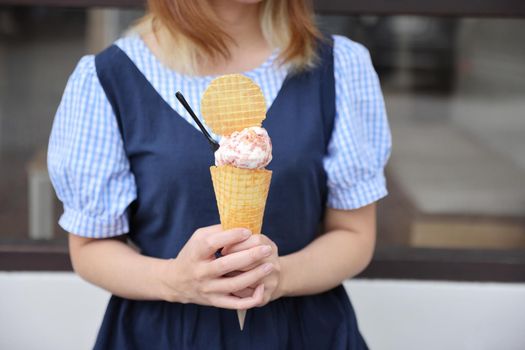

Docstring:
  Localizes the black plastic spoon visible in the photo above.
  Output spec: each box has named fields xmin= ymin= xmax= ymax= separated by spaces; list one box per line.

xmin=175 ymin=92 xmax=220 ymax=152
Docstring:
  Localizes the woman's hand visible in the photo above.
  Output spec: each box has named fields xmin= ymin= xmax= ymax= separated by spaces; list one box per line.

xmin=222 ymin=234 xmax=282 ymax=307
xmin=161 ymin=224 xmax=275 ymax=310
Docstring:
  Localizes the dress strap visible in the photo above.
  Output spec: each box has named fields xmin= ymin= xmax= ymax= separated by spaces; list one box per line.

xmin=94 ymin=45 xmax=126 ymax=136
xmin=317 ymin=36 xmax=336 ymax=148
xmin=94 ymin=45 xmax=169 ymax=145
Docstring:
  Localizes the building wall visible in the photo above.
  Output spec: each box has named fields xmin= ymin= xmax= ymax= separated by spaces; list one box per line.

xmin=1 ymin=273 xmax=524 ymax=349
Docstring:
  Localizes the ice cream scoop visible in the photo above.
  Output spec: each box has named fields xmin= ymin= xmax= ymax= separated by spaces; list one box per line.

xmin=215 ymin=126 xmax=272 ymax=169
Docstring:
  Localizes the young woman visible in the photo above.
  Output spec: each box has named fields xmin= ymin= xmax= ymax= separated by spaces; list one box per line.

xmin=48 ymin=0 xmax=391 ymax=348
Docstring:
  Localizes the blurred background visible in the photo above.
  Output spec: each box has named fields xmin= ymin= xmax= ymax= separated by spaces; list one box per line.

xmin=0 ymin=2 xmax=524 ymax=349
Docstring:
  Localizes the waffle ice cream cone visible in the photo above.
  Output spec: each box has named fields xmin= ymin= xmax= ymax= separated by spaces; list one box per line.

xmin=202 ymin=74 xmax=272 ymax=330
xmin=210 ymin=165 xmax=272 ymax=235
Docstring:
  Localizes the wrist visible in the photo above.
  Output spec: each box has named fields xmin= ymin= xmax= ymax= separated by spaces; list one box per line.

xmin=276 ymin=256 xmax=291 ymax=298
xmin=155 ymin=258 xmax=186 ymax=303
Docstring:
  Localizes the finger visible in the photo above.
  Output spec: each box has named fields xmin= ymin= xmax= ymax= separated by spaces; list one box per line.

xmin=210 ymin=262 xmax=273 ymax=293
xmin=233 ymin=261 xmax=263 ymax=273
xmin=209 ymin=245 xmax=273 ymax=276
xmin=232 ymin=287 xmax=255 ymax=298
xmin=212 ymin=284 xmax=264 ymax=310
xmin=194 ymin=224 xmax=223 ymax=237
xmin=198 ymin=228 xmax=251 ymax=257
xmin=229 ymin=257 xmax=275 ymax=273
xmin=224 ymin=271 xmax=242 ymax=278
xmin=222 ymin=234 xmax=268 ymax=255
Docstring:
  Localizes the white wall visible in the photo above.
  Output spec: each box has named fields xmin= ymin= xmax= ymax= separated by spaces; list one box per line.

xmin=345 ymin=279 xmax=525 ymax=350
xmin=1 ymin=273 xmax=524 ymax=350
xmin=0 ymin=273 xmax=108 ymax=350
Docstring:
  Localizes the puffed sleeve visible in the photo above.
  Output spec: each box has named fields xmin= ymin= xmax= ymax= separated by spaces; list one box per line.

xmin=47 ymin=56 xmax=137 ymax=237
xmin=324 ymin=35 xmax=392 ymax=210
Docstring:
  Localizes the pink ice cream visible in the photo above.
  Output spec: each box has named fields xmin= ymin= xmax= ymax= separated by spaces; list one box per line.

xmin=215 ymin=126 xmax=272 ymax=169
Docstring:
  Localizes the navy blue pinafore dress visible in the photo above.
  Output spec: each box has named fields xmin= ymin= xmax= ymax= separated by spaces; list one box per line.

xmin=93 ymin=39 xmax=368 ymax=349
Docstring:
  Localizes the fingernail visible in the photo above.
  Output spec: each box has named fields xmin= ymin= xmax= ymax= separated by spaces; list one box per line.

xmin=262 ymin=263 xmax=273 ymax=273
xmin=242 ymin=229 xmax=251 ymax=237
xmin=261 ymin=245 xmax=272 ymax=255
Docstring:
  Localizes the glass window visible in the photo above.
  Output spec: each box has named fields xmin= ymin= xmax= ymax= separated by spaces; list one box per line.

xmin=319 ymin=15 xmax=525 ymax=252
xmin=1 ymin=8 xmax=524 ymax=276
xmin=0 ymin=7 xmax=143 ymax=245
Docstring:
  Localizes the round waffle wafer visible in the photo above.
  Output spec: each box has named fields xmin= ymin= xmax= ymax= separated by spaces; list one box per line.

xmin=201 ymin=74 xmax=266 ymax=136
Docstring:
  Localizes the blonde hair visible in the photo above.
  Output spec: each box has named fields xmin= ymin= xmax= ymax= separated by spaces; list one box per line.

xmin=129 ymin=0 xmax=321 ymax=75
